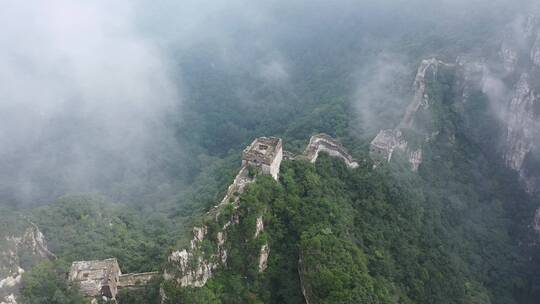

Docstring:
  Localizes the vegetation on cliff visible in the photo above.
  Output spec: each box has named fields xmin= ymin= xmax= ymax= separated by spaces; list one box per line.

xmin=164 ymin=142 xmax=538 ymax=304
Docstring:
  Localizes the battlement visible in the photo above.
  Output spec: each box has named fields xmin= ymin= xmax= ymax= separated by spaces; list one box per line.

xmin=118 ymin=272 xmax=159 ymax=289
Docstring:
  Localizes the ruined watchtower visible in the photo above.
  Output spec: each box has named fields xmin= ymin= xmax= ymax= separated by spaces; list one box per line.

xmin=242 ymin=137 xmax=283 ymax=180
xmin=68 ymin=258 xmax=121 ymax=300
xmin=369 ymin=129 xmax=407 ymax=164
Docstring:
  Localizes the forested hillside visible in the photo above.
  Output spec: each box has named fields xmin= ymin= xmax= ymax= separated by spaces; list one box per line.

xmin=162 ymin=126 xmax=538 ymax=304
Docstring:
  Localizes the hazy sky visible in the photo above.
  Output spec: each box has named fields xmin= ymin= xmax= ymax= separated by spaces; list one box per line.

xmin=0 ymin=0 xmax=179 ymax=205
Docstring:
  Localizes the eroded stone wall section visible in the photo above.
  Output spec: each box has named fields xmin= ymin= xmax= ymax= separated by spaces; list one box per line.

xmin=401 ymin=59 xmax=454 ymax=128
xmin=303 ymin=134 xmax=359 ymax=169
xmin=370 ymin=129 xmax=407 ymax=164
xmin=118 ymin=272 xmax=159 ymax=289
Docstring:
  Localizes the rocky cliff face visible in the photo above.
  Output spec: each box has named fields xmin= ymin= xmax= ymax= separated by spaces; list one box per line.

xmin=371 ymin=10 xmax=540 ymax=194
xmin=163 ymin=161 xmax=262 ymax=287
xmin=370 ymin=10 xmax=540 ymax=240
xmin=0 ymin=221 xmax=54 ymax=304
xmin=401 ymin=59 xmax=452 ymax=129
xmin=164 ymin=226 xmax=225 ymax=288
xmin=504 ymin=74 xmax=539 ymax=173
xmin=531 ymin=33 xmax=540 ymax=68
xmin=493 ymin=11 xmax=540 ymax=195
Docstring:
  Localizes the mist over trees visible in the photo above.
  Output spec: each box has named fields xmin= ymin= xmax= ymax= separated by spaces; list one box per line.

xmin=0 ymin=0 xmax=532 ymax=208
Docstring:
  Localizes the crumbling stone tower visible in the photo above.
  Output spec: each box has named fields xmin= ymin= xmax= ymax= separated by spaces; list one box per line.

xmin=68 ymin=258 xmax=121 ymax=300
xmin=242 ymin=137 xmax=283 ymax=180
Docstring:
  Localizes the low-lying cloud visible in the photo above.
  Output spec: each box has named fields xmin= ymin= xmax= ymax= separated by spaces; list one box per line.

xmin=353 ymin=53 xmax=411 ymax=136
xmin=0 ymin=0 xmax=180 ymax=206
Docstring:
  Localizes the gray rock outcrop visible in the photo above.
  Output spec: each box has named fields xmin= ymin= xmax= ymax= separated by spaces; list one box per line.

xmin=498 ymin=12 xmax=540 ymax=195
xmin=0 ymin=222 xmax=55 ymax=304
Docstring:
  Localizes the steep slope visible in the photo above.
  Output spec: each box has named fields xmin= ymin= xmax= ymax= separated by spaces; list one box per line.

xmin=500 ymin=13 xmax=540 ymax=195
xmin=162 ymin=149 xmax=539 ymax=303
xmin=364 ymin=9 xmax=540 ymax=303
xmin=370 ymin=9 xmax=540 ymax=197
xmin=161 ymin=135 xmax=360 ymax=301
xmin=0 ymin=213 xmax=55 ymax=304
xmin=159 ymin=122 xmax=540 ymax=304
xmin=370 ymin=59 xmax=456 ymax=171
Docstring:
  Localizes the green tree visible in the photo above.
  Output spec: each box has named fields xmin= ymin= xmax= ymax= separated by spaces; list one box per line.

xmin=21 ymin=261 xmax=87 ymax=304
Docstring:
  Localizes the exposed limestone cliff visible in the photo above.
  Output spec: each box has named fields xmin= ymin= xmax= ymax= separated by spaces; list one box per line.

xmin=371 ymin=12 xmax=540 ymax=236
xmin=257 ymin=244 xmax=269 ymax=273
xmin=498 ymin=13 xmax=540 ymax=195
xmin=164 ymin=160 xmax=255 ymax=288
xmin=401 ymin=59 xmax=453 ymax=128
xmin=254 ymin=216 xmax=264 ymax=239
xmin=209 ymin=166 xmax=254 ymax=215
xmin=504 ymin=74 xmax=540 ymax=194
xmin=504 ymin=74 xmax=539 ymax=172
xmin=531 ymin=33 xmax=540 ymax=68
xmin=164 ymin=226 xmax=222 ymax=287
xmin=408 ymin=149 xmax=423 ymax=172
xmin=164 ymin=157 xmax=261 ymax=288
xmin=0 ymin=221 xmax=54 ymax=304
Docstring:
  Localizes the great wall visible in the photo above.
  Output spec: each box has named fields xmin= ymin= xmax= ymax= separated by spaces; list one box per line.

xmin=369 ymin=58 xmax=452 ymax=171
xmin=161 ymin=133 xmax=359 ymax=301
xmin=67 ymin=259 xmax=158 ymax=302
xmin=12 ymin=133 xmax=360 ymax=303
